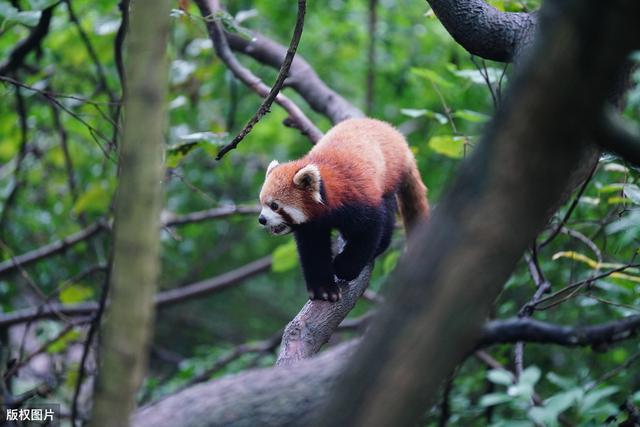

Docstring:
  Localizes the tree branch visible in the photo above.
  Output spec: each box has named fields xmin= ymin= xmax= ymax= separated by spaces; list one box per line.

xmin=320 ymin=1 xmax=640 ymax=425
xmin=131 ymin=315 xmax=640 ymax=427
xmin=596 ymin=106 xmax=640 ymax=167
xmin=425 ymin=0 xmax=537 ymax=62
xmin=132 ymin=341 xmax=358 ymax=427
xmin=0 ymin=221 xmax=107 ymax=277
xmin=0 ymin=204 xmax=260 ymax=278
xmin=277 ymin=264 xmax=372 ymax=366
xmin=216 ymin=0 xmax=310 ymax=159
xmin=0 ymin=256 xmax=272 ymax=328
xmin=225 ymin=31 xmax=363 ymax=123
xmin=162 ymin=204 xmax=260 ymax=227
xmin=193 ymin=0 xmax=322 ymax=146
xmin=479 ymin=315 xmax=640 ymax=348
xmin=0 ymin=5 xmax=55 ymax=75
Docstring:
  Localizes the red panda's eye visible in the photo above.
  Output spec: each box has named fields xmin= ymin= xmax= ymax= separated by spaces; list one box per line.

xmin=270 ymin=202 xmax=279 ymax=211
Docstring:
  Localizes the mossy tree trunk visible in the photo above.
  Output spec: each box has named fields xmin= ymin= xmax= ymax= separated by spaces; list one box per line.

xmin=88 ymin=1 xmax=171 ymax=426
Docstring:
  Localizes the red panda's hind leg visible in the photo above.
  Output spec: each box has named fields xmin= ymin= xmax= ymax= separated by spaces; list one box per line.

xmin=294 ymin=225 xmax=342 ymax=302
xmin=333 ymin=206 xmax=385 ymax=281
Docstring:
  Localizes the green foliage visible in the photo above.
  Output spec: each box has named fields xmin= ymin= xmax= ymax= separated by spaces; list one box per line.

xmin=2 ymin=0 xmax=640 ymax=424
xmin=271 ymin=238 xmax=298 ymax=273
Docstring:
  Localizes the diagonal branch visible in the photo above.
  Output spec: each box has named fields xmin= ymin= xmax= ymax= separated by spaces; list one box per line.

xmin=193 ymin=0 xmax=322 ymax=148
xmin=0 ymin=6 xmax=55 ymax=75
xmin=225 ymin=31 xmax=363 ymax=123
xmin=276 ymin=264 xmax=373 ymax=366
xmin=0 ymin=221 xmax=108 ymax=277
xmin=215 ymin=0 xmax=310 ymax=159
xmin=0 ymin=256 xmax=272 ymax=328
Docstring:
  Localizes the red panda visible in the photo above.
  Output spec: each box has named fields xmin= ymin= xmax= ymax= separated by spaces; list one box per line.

xmin=259 ymin=118 xmax=429 ymax=302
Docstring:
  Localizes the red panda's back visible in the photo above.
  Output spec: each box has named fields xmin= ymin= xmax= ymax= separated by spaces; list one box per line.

xmin=306 ymin=118 xmax=413 ymax=208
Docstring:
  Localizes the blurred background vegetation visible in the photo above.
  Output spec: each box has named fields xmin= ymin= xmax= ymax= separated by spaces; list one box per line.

xmin=0 ymin=0 xmax=639 ymax=425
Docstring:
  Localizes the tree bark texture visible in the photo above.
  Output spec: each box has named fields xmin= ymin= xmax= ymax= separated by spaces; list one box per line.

xmin=132 ymin=341 xmax=357 ymax=427
xmin=131 ymin=314 xmax=640 ymax=427
xmin=88 ymin=1 xmax=171 ymax=426
xmin=425 ymin=0 xmax=537 ymax=61
xmin=317 ymin=2 xmax=640 ymax=426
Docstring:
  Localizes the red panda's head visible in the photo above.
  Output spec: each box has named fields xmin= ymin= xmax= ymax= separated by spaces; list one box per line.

xmin=258 ymin=160 xmax=325 ymax=235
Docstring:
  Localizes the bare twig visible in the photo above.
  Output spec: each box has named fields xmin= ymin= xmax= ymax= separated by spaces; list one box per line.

xmin=225 ymin=30 xmax=363 ymax=123
xmin=183 ymin=331 xmax=282 ymax=388
xmin=163 ymin=204 xmax=260 ymax=227
xmin=0 ymin=86 xmax=29 ymax=234
xmin=64 ymin=0 xmax=116 ymax=103
xmin=539 ymin=161 xmax=597 ymax=248
xmin=0 ymin=256 xmax=272 ymax=328
xmin=71 ymin=247 xmax=112 ymax=427
xmin=216 ymin=0 xmax=311 ymax=159
xmin=532 ymin=263 xmax=640 ymax=311
xmin=365 ymin=0 xmax=378 ymax=115
xmin=194 ymin=0 xmax=322 ymax=154
xmin=0 ymin=221 xmax=107 ymax=277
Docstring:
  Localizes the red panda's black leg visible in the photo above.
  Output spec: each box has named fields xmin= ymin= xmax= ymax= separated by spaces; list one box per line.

xmin=375 ymin=193 xmax=397 ymax=257
xmin=333 ymin=212 xmax=383 ymax=282
xmin=294 ymin=225 xmax=341 ymax=302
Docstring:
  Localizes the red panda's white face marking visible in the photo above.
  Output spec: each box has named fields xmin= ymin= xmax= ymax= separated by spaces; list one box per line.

xmin=258 ymin=161 xmax=323 ymax=235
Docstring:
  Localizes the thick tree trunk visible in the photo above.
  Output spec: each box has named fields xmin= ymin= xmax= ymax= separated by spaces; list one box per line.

xmin=88 ymin=1 xmax=171 ymax=426
xmin=317 ymin=1 xmax=640 ymax=426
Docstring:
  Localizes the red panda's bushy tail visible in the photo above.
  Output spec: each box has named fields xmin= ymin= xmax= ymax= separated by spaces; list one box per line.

xmin=397 ymin=160 xmax=429 ymax=236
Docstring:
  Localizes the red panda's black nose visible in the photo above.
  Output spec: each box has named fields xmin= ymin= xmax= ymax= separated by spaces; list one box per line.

xmin=258 ymin=215 xmax=267 ymax=225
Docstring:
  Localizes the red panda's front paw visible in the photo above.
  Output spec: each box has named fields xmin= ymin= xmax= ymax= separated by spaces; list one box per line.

xmin=308 ymin=283 xmax=341 ymax=302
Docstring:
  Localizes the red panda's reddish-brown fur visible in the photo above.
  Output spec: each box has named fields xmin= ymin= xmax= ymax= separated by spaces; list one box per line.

xmin=260 ymin=118 xmax=429 ymax=233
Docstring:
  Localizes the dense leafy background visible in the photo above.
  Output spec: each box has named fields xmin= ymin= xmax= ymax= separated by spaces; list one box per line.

xmin=0 ymin=0 xmax=638 ymax=425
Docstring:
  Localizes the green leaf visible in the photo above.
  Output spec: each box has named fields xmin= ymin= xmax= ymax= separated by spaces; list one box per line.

xmin=547 ymin=389 xmax=583 ymax=411
xmin=411 ymin=68 xmax=455 ymax=89
xmin=400 ymin=108 xmax=448 ymax=124
xmin=487 ymin=369 xmax=514 ymax=386
xmin=580 ymin=386 xmax=618 ymax=413
xmin=59 ymin=284 xmax=94 ymax=304
xmin=208 ymin=10 xmax=253 ymax=40
xmin=166 ymin=141 xmax=200 ymax=168
xmin=546 ymin=372 xmax=576 ymax=390
xmin=0 ymin=2 xmax=18 ymax=19
xmin=606 ymin=210 xmax=640 ymax=234
xmin=453 ymin=68 xmax=506 ymax=85
xmin=623 ymin=184 xmax=640 ymax=204
xmin=453 ymin=109 xmax=490 ymax=123
xmin=507 ymin=383 xmax=534 ymax=400
xmin=47 ymin=330 xmax=81 ymax=354
xmin=72 ymin=183 xmax=111 ymax=215
xmin=272 ymin=239 xmax=298 ymax=273
xmin=382 ymin=250 xmax=400 ymax=276
xmin=12 ymin=10 xmax=41 ymax=25
xmin=519 ymin=366 xmax=541 ymax=387
xmin=428 ymin=135 xmax=465 ymax=158
xmin=27 ymin=0 xmax=58 ymax=10
xmin=479 ymin=392 xmax=513 ymax=407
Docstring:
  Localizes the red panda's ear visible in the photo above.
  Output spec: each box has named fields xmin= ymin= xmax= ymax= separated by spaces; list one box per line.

xmin=266 ymin=160 xmax=279 ymax=177
xmin=293 ymin=164 xmax=321 ymax=192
